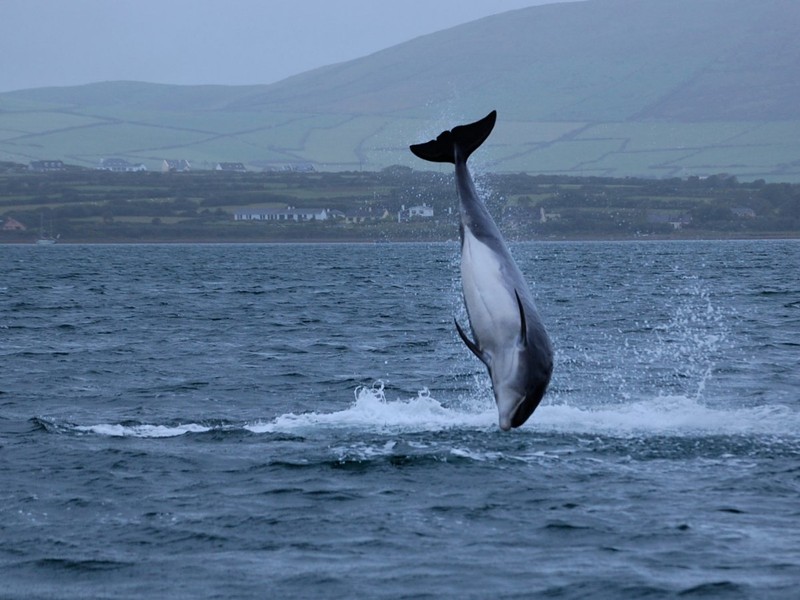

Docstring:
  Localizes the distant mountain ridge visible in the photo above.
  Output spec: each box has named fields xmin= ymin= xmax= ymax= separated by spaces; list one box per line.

xmin=1 ymin=0 xmax=799 ymax=180
xmin=224 ymin=0 xmax=800 ymax=122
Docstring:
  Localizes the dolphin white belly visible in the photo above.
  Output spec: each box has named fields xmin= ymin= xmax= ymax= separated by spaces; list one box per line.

xmin=460 ymin=229 xmax=518 ymax=351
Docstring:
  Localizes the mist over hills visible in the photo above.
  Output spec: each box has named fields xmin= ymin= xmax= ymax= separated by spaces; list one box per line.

xmin=1 ymin=0 xmax=799 ymax=180
xmin=230 ymin=0 xmax=800 ymax=122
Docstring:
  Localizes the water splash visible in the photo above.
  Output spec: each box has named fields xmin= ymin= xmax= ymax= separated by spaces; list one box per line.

xmin=36 ymin=386 xmax=798 ymax=440
xmin=73 ymin=422 xmax=212 ymax=438
xmin=538 ymin=395 xmax=799 ymax=436
xmin=636 ymin=282 xmax=730 ymax=401
xmin=550 ymin=277 xmax=734 ymax=409
xmin=246 ymin=381 xmax=495 ymax=434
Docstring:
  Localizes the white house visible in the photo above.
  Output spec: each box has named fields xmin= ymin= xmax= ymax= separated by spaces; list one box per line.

xmin=162 ymin=159 xmax=191 ymax=172
xmin=399 ymin=204 xmax=434 ymax=221
xmin=538 ymin=207 xmax=561 ymax=223
xmin=234 ymin=208 xmax=329 ymax=222
xmin=647 ymin=210 xmax=693 ymax=229
xmin=343 ymin=207 xmax=391 ymax=223
xmin=215 ymin=162 xmax=247 ymax=172
xmin=29 ymin=160 xmax=64 ymax=172
xmin=98 ymin=158 xmax=147 ymax=172
xmin=731 ymin=207 xmax=756 ymax=218
xmin=1 ymin=217 xmax=27 ymax=231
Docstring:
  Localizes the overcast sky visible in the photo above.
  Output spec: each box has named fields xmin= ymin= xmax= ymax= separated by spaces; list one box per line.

xmin=0 ymin=0 xmax=575 ymax=93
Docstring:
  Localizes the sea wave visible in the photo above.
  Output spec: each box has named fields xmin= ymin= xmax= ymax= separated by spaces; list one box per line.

xmin=537 ymin=395 xmax=800 ymax=436
xmin=35 ymin=382 xmax=800 ymax=440
xmin=245 ymin=383 xmax=494 ymax=434
xmin=74 ymin=422 xmax=213 ymax=438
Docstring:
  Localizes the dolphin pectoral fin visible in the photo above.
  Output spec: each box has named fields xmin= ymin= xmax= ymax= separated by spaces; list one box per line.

xmin=454 ymin=318 xmax=489 ymax=365
xmin=515 ymin=289 xmax=528 ymax=347
xmin=409 ymin=110 xmax=497 ymax=164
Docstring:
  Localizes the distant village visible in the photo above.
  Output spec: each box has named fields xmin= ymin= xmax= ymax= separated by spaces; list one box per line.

xmin=1 ymin=204 xmax=437 ymax=233
xmin=4 ymin=159 xmax=437 ymax=235
xmin=28 ymin=158 xmax=316 ymax=174
xmin=24 ymin=158 xmax=437 ymax=226
xmin=4 ymin=158 xmax=784 ymax=242
xmin=20 ymin=159 xmax=696 ymax=232
xmin=233 ymin=204 xmax=435 ymax=225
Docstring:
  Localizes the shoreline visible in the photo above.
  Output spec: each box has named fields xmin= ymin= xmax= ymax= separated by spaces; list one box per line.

xmin=3 ymin=232 xmax=799 ymax=245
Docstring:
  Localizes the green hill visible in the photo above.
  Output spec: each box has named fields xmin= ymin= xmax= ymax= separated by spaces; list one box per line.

xmin=1 ymin=0 xmax=799 ymax=180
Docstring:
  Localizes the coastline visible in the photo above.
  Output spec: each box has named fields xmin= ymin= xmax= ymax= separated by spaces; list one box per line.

xmin=3 ymin=170 xmax=798 ymax=245
xmin=4 ymin=231 xmax=799 ymax=245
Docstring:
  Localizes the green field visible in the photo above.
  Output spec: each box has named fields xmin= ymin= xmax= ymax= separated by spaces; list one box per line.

xmin=2 ymin=96 xmax=798 ymax=181
xmin=1 ymin=0 xmax=799 ymax=180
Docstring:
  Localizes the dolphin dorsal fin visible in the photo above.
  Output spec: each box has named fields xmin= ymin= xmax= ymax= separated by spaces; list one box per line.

xmin=515 ymin=290 xmax=528 ymax=348
xmin=454 ymin=318 xmax=489 ymax=366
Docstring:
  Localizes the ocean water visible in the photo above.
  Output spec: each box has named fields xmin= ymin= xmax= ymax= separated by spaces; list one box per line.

xmin=1 ymin=240 xmax=798 ymax=599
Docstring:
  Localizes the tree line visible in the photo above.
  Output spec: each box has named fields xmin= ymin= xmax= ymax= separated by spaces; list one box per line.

xmin=1 ymin=162 xmax=798 ymax=242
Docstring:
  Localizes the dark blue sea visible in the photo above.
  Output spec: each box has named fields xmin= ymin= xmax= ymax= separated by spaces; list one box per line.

xmin=1 ymin=240 xmax=799 ymax=599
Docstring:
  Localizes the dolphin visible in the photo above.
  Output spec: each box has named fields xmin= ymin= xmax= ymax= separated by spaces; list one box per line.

xmin=410 ymin=110 xmax=553 ymax=430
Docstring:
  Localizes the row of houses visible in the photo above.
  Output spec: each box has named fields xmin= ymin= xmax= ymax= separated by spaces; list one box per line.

xmin=28 ymin=158 xmax=321 ymax=173
xmin=154 ymin=160 xmax=313 ymax=173
xmin=97 ymin=158 xmax=194 ymax=172
xmin=235 ymin=208 xmax=331 ymax=222
xmin=234 ymin=204 xmax=435 ymax=224
xmin=644 ymin=207 xmax=755 ymax=229
xmin=29 ymin=160 xmax=66 ymax=172
xmin=98 ymin=158 xmax=147 ymax=172
xmin=14 ymin=157 xmax=314 ymax=174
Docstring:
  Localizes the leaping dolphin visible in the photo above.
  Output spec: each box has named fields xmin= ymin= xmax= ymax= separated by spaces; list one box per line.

xmin=410 ymin=110 xmax=553 ymax=430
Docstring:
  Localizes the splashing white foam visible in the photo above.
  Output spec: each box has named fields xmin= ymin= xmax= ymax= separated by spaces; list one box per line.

xmin=65 ymin=387 xmax=798 ymax=439
xmin=246 ymin=382 xmax=495 ymax=434
xmin=246 ymin=383 xmax=798 ymax=438
xmin=74 ymin=423 xmax=212 ymax=438
xmin=536 ymin=396 xmax=800 ymax=436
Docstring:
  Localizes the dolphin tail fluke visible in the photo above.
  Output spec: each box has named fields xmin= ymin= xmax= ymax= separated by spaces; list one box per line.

xmin=409 ymin=110 xmax=497 ymax=164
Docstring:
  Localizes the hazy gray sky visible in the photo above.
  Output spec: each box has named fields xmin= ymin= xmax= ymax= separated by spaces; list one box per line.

xmin=0 ymin=0 xmax=574 ymax=93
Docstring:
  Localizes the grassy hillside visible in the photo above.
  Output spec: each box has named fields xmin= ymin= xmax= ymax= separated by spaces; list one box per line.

xmin=242 ymin=0 xmax=800 ymax=121
xmin=1 ymin=0 xmax=799 ymax=180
